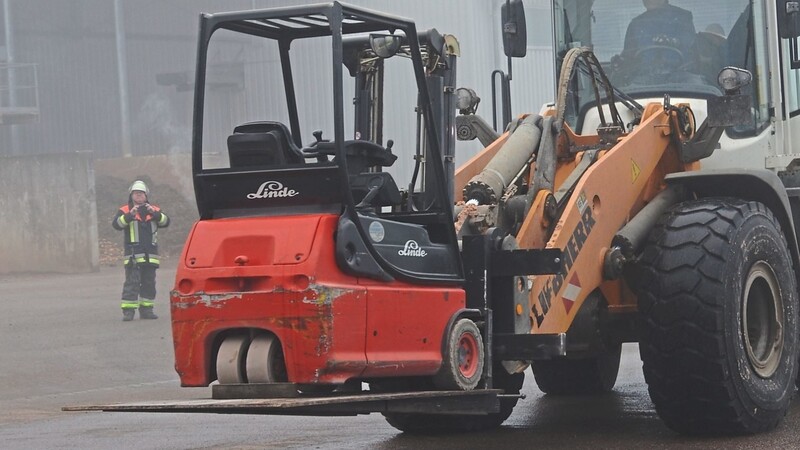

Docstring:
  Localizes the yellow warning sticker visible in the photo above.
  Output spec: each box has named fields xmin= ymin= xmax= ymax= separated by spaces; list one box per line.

xmin=576 ymin=191 xmax=588 ymax=214
xmin=631 ymin=159 xmax=641 ymax=183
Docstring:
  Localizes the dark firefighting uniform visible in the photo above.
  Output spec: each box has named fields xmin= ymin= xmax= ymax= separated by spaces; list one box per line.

xmin=112 ymin=201 xmax=170 ymax=310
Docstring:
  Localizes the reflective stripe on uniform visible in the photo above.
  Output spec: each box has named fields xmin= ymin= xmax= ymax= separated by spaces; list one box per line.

xmin=123 ymin=254 xmax=160 ymax=265
xmin=158 ymin=213 xmax=168 ymax=226
xmin=117 ymin=215 xmax=129 ymax=227
xmin=128 ymin=220 xmax=140 ymax=244
xmin=139 ymin=299 xmax=155 ymax=307
xmin=135 ymin=254 xmax=158 ymax=263
xmin=121 ymin=300 xmax=139 ymax=309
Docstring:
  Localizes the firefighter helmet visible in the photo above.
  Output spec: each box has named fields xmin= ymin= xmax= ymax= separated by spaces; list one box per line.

xmin=129 ymin=180 xmax=149 ymax=196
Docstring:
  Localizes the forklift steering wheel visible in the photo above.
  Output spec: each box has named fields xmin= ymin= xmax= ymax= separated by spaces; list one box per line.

xmin=303 ymin=139 xmax=396 ymax=168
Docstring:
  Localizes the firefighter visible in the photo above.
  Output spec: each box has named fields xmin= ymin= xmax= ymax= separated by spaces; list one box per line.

xmin=112 ymin=180 xmax=170 ymax=321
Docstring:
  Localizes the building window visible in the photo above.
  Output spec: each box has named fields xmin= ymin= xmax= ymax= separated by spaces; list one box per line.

xmin=525 ymin=4 xmax=553 ymax=48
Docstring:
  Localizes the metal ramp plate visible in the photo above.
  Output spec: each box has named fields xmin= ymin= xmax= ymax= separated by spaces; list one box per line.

xmin=63 ymin=389 xmax=502 ymax=416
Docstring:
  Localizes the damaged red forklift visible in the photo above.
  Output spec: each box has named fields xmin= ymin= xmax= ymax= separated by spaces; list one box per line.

xmin=161 ymin=1 xmax=553 ymax=433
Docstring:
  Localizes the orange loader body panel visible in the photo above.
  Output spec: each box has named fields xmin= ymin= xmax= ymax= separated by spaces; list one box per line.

xmin=457 ymin=103 xmax=697 ymax=336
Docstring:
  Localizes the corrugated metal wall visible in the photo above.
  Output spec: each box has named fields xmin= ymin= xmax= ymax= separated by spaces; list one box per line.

xmin=0 ymin=0 xmax=555 ymax=165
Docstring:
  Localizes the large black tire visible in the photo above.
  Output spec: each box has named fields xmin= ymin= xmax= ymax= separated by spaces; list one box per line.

xmin=636 ymin=198 xmax=799 ymax=435
xmin=487 ymin=364 xmax=526 ymax=425
xmin=531 ymin=345 xmax=621 ymax=395
xmin=380 ymin=364 xmax=525 ymax=434
xmin=777 ymin=171 xmax=800 ymax=390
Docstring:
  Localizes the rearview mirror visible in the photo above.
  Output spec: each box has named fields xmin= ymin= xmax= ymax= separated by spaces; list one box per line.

xmin=501 ymin=0 xmax=527 ymax=58
xmin=778 ymin=0 xmax=800 ymax=38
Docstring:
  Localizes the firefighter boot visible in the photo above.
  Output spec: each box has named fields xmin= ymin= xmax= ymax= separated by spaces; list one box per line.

xmin=139 ymin=306 xmax=158 ymax=320
xmin=122 ymin=309 xmax=135 ymax=321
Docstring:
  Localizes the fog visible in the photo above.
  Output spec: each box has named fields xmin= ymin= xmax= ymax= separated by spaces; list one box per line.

xmin=0 ymin=0 xmax=553 ymax=273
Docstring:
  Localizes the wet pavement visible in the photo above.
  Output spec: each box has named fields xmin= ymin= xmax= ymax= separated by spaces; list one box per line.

xmin=1 ymin=266 xmax=799 ymax=449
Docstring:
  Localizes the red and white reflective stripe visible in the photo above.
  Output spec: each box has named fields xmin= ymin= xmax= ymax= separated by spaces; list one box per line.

xmin=561 ymin=273 xmax=581 ymax=314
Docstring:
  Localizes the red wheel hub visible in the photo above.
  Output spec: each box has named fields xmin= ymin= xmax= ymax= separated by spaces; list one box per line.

xmin=457 ymin=332 xmax=479 ymax=378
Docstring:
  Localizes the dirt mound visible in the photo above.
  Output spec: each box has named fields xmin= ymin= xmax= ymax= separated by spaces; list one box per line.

xmin=96 ymin=174 xmax=197 ymax=266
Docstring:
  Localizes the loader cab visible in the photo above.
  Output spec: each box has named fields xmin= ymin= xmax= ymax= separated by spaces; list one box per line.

xmin=550 ymin=0 xmax=800 ymax=171
xmin=551 ymin=0 xmax=771 ymax=140
xmin=191 ymin=2 xmax=463 ymax=283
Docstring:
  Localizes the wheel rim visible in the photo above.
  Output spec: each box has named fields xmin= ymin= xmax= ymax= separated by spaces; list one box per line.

xmin=457 ymin=332 xmax=480 ymax=379
xmin=742 ymin=261 xmax=784 ymax=378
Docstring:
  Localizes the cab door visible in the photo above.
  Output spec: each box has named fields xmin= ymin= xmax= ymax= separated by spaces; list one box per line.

xmin=775 ymin=0 xmax=800 ymax=166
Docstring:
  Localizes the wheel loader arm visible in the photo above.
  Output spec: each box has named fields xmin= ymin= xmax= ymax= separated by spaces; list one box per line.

xmin=524 ymin=103 xmax=690 ymax=334
xmin=453 ymin=131 xmax=511 ymax=203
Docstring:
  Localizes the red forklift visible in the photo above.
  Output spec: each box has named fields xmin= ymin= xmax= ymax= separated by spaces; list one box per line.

xmin=162 ymin=1 xmax=549 ymax=433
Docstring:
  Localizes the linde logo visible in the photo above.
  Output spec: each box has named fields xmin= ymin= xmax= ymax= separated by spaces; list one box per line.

xmin=398 ymin=240 xmax=427 ymax=257
xmin=246 ymin=181 xmax=299 ymax=199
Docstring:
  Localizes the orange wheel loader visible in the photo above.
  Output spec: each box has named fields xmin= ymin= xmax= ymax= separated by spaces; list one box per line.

xmin=67 ymin=0 xmax=800 ymax=437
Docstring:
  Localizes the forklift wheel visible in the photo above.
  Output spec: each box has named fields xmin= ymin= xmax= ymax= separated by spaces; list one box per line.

xmin=215 ymin=335 xmax=250 ymax=384
xmin=433 ymin=318 xmax=484 ymax=391
xmin=245 ymin=334 xmax=287 ymax=383
xmin=637 ymin=198 xmax=799 ymax=435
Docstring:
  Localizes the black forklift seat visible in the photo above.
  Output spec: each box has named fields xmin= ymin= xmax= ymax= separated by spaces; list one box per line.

xmin=227 ymin=121 xmax=304 ymax=167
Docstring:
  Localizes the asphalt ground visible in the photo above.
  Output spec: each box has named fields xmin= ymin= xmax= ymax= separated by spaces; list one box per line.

xmin=2 ymin=264 xmax=799 ymax=449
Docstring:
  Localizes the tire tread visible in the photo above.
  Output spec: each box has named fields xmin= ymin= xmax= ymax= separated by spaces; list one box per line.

xmin=637 ymin=198 xmax=797 ymax=435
